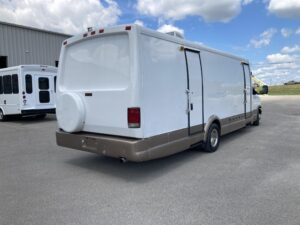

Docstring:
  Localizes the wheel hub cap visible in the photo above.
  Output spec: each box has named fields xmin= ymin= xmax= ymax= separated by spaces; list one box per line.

xmin=210 ymin=129 xmax=219 ymax=148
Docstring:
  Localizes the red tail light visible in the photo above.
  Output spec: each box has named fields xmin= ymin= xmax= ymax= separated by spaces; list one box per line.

xmin=128 ymin=107 xmax=140 ymax=128
xmin=125 ymin=26 xmax=131 ymax=31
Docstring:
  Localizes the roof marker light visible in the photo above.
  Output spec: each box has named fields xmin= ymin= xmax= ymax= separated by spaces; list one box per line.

xmin=83 ymin=33 xmax=88 ymax=37
xmin=125 ymin=26 xmax=131 ymax=31
xmin=99 ymin=29 xmax=104 ymax=33
xmin=91 ymin=31 xmax=96 ymax=35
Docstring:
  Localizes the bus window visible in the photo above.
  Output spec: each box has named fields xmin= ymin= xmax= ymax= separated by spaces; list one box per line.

xmin=39 ymin=91 xmax=50 ymax=103
xmin=25 ymin=74 xmax=33 ymax=94
xmin=0 ymin=76 xmax=3 ymax=94
xmin=12 ymin=74 xmax=19 ymax=94
xmin=39 ymin=77 xmax=49 ymax=90
xmin=3 ymin=75 xmax=12 ymax=94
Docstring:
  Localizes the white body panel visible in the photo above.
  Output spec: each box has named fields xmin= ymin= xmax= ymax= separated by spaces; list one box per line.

xmin=139 ymin=33 xmax=187 ymax=137
xmin=201 ymin=50 xmax=245 ymax=121
xmin=0 ymin=65 xmax=57 ymax=116
xmin=57 ymin=25 xmax=261 ymax=139
xmin=252 ymin=95 xmax=261 ymax=111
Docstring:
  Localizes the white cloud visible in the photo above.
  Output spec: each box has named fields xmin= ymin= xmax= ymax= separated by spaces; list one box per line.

xmin=296 ymin=27 xmax=300 ymax=35
xmin=254 ymin=67 xmax=300 ymax=84
xmin=157 ymin=24 xmax=184 ymax=36
xmin=134 ymin=20 xmax=144 ymax=27
xmin=266 ymin=53 xmax=294 ymax=63
xmin=136 ymin=0 xmax=251 ymax=23
xmin=268 ymin=0 xmax=300 ymax=18
xmin=253 ymin=52 xmax=300 ymax=84
xmin=281 ymin=45 xmax=300 ymax=54
xmin=0 ymin=0 xmax=121 ymax=34
xmin=242 ymin=0 xmax=253 ymax=5
xmin=193 ymin=41 xmax=204 ymax=46
xmin=250 ymin=28 xmax=277 ymax=48
xmin=281 ymin=28 xmax=293 ymax=37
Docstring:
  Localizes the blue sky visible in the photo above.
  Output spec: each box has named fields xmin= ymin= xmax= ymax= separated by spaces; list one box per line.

xmin=116 ymin=0 xmax=300 ymax=85
xmin=0 ymin=0 xmax=299 ymax=84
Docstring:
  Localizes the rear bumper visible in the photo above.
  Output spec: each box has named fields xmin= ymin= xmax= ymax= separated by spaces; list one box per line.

xmin=56 ymin=129 xmax=204 ymax=162
xmin=21 ymin=108 xmax=56 ymax=115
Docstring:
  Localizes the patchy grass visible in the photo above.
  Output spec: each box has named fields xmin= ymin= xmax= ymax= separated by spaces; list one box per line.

xmin=268 ymin=84 xmax=300 ymax=95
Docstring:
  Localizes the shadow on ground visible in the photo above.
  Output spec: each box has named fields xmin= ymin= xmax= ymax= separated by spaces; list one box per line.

xmin=65 ymin=126 xmax=254 ymax=182
xmin=67 ymin=147 xmax=204 ymax=183
xmin=5 ymin=114 xmax=56 ymax=124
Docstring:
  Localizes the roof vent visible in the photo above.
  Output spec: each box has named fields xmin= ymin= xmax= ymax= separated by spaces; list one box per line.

xmin=165 ymin=31 xmax=184 ymax=39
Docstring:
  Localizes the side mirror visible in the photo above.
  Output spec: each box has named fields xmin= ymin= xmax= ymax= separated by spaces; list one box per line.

xmin=260 ymin=85 xmax=269 ymax=95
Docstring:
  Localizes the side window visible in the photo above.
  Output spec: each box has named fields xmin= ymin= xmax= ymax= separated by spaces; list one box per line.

xmin=25 ymin=74 xmax=33 ymax=94
xmin=12 ymin=74 xmax=19 ymax=94
xmin=54 ymin=76 xmax=57 ymax=92
xmin=38 ymin=77 xmax=49 ymax=90
xmin=0 ymin=76 xmax=3 ymax=94
xmin=3 ymin=75 xmax=12 ymax=94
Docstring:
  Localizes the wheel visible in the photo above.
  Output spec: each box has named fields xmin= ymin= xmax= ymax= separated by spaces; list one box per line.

xmin=202 ymin=123 xmax=220 ymax=153
xmin=253 ymin=110 xmax=260 ymax=126
xmin=0 ymin=109 xmax=7 ymax=122
xmin=36 ymin=114 xmax=47 ymax=119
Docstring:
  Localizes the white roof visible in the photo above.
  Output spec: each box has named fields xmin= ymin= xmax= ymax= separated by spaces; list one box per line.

xmin=64 ymin=24 xmax=249 ymax=63
xmin=0 ymin=65 xmax=57 ymax=72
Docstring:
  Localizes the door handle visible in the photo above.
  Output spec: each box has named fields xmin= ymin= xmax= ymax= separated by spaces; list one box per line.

xmin=190 ymin=103 xmax=194 ymax=111
xmin=186 ymin=89 xmax=191 ymax=114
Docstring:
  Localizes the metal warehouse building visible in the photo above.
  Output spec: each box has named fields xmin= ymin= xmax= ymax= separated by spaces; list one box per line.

xmin=0 ymin=21 xmax=71 ymax=69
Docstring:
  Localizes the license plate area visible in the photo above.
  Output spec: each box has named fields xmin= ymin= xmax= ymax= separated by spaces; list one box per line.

xmin=81 ymin=137 xmax=98 ymax=151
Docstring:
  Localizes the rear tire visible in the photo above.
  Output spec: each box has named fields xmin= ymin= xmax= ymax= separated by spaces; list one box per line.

xmin=202 ymin=123 xmax=220 ymax=153
xmin=0 ymin=109 xmax=7 ymax=122
xmin=253 ymin=110 xmax=260 ymax=126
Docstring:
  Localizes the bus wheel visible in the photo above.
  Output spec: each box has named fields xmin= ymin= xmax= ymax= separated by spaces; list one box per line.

xmin=0 ymin=109 xmax=7 ymax=122
xmin=253 ymin=110 xmax=260 ymax=126
xmin=203 ymin=123 xmax=220 ymax=153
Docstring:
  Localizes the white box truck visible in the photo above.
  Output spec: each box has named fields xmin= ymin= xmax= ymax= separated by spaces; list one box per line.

xmin=56 ymin=25 xmax=266 ymax=162
xmin=0 ymin=65 xmax=57 ymax=121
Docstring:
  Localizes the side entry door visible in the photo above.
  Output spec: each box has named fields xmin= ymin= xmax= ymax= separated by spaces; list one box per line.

xmin=242 ymin=63 xmax=252 ymax=119
xmin=184 ymin=48 xmax=204 ymax=135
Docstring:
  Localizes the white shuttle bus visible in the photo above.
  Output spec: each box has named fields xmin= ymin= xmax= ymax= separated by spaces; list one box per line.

xmin=56 ymin=25 xmax=267 ymax=162
xmin=0 ymin=65 xmax=57 ymax=121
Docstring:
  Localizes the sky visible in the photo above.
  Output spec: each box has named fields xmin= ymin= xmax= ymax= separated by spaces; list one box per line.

xmin=0 ymin=0 xmax=299 ymax=85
